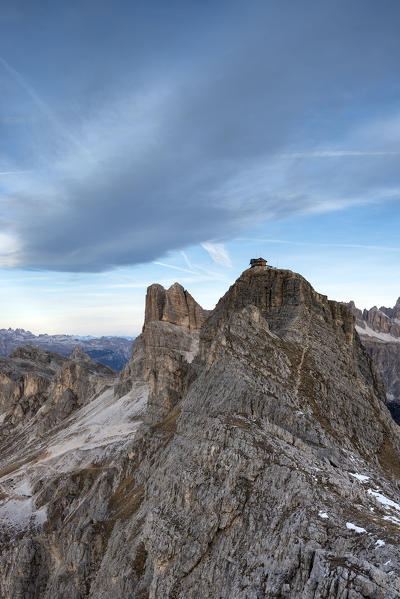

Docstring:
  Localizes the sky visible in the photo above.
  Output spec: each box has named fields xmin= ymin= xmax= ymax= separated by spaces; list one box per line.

xmin=1 ymin=0 xmax=400 ymax=336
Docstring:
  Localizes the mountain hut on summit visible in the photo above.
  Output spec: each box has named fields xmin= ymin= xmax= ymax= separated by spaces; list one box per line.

xmin=249 ymin=257 xmax=268 ymax=269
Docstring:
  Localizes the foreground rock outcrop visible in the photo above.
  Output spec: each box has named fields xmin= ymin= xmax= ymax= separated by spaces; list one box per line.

xmin=1 ymin=266 xmax=400 ymax=598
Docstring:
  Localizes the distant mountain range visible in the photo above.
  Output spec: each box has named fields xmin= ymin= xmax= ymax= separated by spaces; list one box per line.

xmin=0 ymin=328 xmax=133 ymax=371
xmin=347 ymin=297 xmax=400 ymax=422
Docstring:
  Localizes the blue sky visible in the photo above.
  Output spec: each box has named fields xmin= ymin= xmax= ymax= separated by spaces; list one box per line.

xmin=1 ymin=0 xmax=400 ymax=335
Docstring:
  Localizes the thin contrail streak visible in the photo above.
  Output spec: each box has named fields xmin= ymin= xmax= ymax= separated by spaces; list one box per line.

xmin=278 ymin=151 xmax=400 ymax=158
xmin=153 ymin=261 xmax=198 ymax=275
xmin=180 ymin=250 xmax=193 ymax=270
xmin=0 ymin=56 xmax=92 ymax=158
xmin=239 ymin=237 xmax=400 ymax=252
xmin=0 ymin=171 xmax=30 ymax=175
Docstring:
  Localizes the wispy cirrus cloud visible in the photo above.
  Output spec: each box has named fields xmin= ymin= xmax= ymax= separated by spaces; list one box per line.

xmin=240 ymin=238 xmax=400 ymax=252
xmin=0 ymin=57 xmax=92 ymax=159
xmin=278 ymin=151 xmax=400 ymax=158
xmin=201 ymin=242 xmax=232 ymax=268
xmin=0 ymin=1 xmax=400 ymax=272
xmin=0 ymin=170 xmax=31 ymax=176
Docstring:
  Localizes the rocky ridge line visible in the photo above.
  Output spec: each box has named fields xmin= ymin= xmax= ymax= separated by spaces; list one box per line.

xmin=0 ymin=328 xmax=133 ymax=371
xmin=1 ymin=265 xmax=400 ymax=597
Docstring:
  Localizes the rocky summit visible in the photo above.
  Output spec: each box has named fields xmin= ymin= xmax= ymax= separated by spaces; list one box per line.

xmin=1 ymin=265 xmax=400 ymax=598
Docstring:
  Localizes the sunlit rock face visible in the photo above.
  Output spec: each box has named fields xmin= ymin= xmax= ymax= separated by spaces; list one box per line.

xmin=144 ymin=282 xmax=209 ymax=332
xmin=1 ymin=267 xmax=400 ymax=598
xmin=116 ymin=282 xmax=208 ymax=421
xmin=0 ymin=346 xmax=68 ymax=432
xmin=347 ymin=298 xmax=400 ymax=422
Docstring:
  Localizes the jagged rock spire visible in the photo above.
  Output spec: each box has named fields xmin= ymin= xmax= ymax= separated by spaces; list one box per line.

xmin=144 ymin=282 xmax=208 ymax=331
xmin=70 ymin=345 xmax=91 ymax=361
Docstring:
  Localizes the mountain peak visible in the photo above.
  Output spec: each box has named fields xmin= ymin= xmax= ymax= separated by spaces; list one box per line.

xmin=144 ymin=281 xmax=208 ymax=331
xmin=1 ymin=264 xmax=400 ymax=597
xmin=70 ymin=345 xmax=91 ymax=361
xmin=202 ymin=265 xmax=353 ymax=348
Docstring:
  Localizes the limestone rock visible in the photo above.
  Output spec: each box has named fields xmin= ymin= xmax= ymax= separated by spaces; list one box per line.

xmin=381 ymin=296 xmax=400 ymax=320
xmin=38 ymin=346 xmax=116 ymax=430
xmin=116 ymin=283 xmax=206 ymax=418
xmin=1 ymin=267 xmax=400 ymax=598
xmin=144 ymin=282 xmax=209 ymax=331
xmin=116 ymin=320 xmax=199 ymax=422
xmin=0 ymin=346 xmax=68 ymax=432
xmin=347 ymin=298 xmax=400 ymax=422
xmin=92 ymin=268 xmax=400 ymax=598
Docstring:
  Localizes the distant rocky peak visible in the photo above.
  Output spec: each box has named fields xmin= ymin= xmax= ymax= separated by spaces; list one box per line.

xmin=70 ymin=345 xmax=92 ymax=361
xmin=67 ymin=345 xmax=115 ymax=377
xmin=393 ymin=299 xmax=400 ymax=321
xmin=348 ymin=297 xmax=400 ymax=340
xmin=8 ymin=344 xmax=67 ymax=366
xmin=381 ymin=296 xmax=400 ymax=312
xmin=144 ymin=281 xmax=208 ymax=332
xmin=346 ymin=297 xmax=400 ymax=418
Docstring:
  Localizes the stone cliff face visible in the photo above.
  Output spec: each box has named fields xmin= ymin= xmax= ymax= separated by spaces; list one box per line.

xmin=144 ymin=282 xmax=209 ymax=332
xmin=116 ymin=282 xmax=207 ymax=422
xmin=381 ymin=297 xmax=400 ymax=321
xmin=0 ymin=346 xmax=68 ymax=433
xmin=348 ymin=298 xmax=400 ymax=339
xmin=0 ymin=346 xmax=116 ymax=446
xmin=347 ymin=298 xmax=400 ymax=423
xmin=1 ymin=267 xmax=400 ymax=598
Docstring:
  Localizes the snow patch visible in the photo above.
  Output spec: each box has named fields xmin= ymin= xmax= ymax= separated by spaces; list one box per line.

xmin=0 ymin=479 xmax=46 ymax=532
xmin=184 ymin=336 xmax=200 ymax=364
xmin=383 ymin=515 xmax=400 ymax=527
xmin=318 ymin=511 xmax=329 ymax=519
xmin=0 ymin=498 xmax=46 ymax=530
xmin=367 ymin=489 xmax=400 ymax=512
xmin=375 ymin=540 xmax=385 ymax=547
xmin=355 ymin=324 xmax=400 ymax=343
xmin=350 ymin=473 xmax=370 ymax=483
xmin=346 ymin=522 xmax=367 ymax=534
